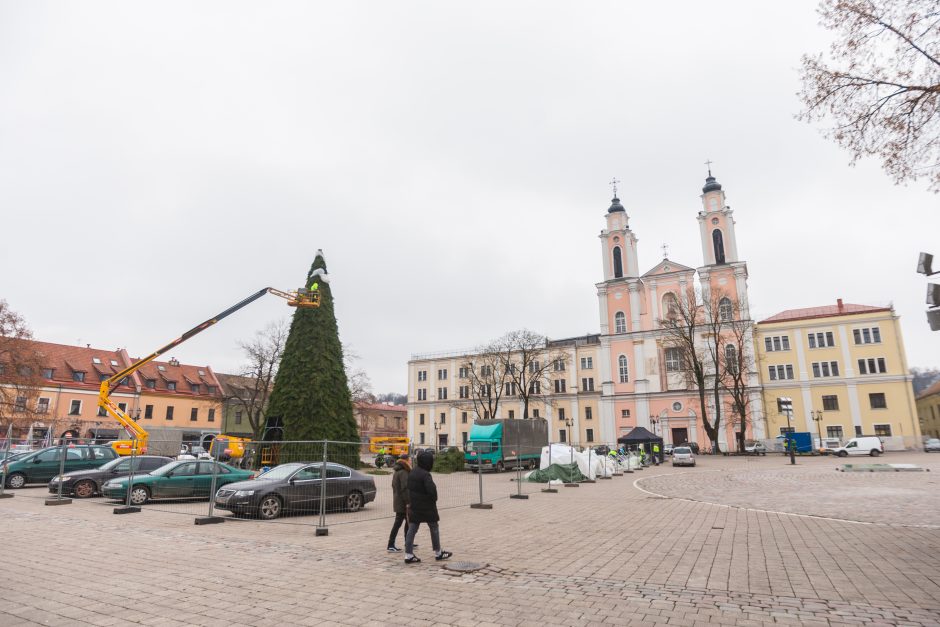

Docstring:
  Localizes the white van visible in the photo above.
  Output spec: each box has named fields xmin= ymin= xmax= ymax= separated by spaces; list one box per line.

xmin=833 ymin=436 xmax=884 ymax=457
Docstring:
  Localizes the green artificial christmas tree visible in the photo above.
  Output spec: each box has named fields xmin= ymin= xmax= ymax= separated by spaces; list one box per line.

xmin=265 ymin=250 xmax=359 ymax=452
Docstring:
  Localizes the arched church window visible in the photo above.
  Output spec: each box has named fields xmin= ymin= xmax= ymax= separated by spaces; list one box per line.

xmin=712 ymin=229 xmax=726 ymax=264
xmin=725 ymin=344 xmax=738 ymax=375
xmin=612 ymin=246 xmax=623 ymax=278
xmin=662 ymin=293 xmax=679 ymax=320
xmin=618 ymin=355 xmax=629 ymax=383
xmin=718 ymin=297 xmax=733 ymax=322
xmin=614 ymin=312 xmax=626 ymax=334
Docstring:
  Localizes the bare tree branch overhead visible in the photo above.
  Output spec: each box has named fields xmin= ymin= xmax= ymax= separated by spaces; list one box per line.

xmin=798 ymin=0 xmax=940 ymax=191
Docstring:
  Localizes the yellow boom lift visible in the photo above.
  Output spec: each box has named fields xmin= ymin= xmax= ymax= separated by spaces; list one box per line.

xmin=100 ymin=286 xmax=320 ymax=455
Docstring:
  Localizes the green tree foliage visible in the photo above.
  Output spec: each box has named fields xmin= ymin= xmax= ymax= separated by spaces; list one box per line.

xmin=265 ymin=252 xmax=359 ymax=450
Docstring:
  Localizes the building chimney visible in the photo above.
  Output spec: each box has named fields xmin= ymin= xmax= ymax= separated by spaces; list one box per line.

xmin=837 ymin=298 xmax=844 ymax=312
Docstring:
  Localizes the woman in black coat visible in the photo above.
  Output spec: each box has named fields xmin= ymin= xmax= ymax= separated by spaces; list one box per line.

xmin=404 ymin=450 xmax=452 ymax=563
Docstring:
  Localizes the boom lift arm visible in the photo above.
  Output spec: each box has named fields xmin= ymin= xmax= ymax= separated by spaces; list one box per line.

xmin=100 ymin=287 xmax=320 ymax=455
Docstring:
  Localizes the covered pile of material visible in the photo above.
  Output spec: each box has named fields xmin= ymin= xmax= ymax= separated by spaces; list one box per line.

xmin=525 ymin=462 xmax=587 ymax=483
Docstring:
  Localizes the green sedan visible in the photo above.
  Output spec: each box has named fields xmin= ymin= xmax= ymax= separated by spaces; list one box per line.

xmin=100 ymin=459 xmax=252 ymax=505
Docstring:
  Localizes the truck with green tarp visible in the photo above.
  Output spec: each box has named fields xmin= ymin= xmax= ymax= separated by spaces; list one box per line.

xmin=464 ymin=419 xmax=548 ymax=472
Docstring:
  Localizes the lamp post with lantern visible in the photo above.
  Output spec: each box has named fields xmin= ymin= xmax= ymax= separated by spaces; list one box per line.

xmin=811 ymin=410 xmax=824 ymax=452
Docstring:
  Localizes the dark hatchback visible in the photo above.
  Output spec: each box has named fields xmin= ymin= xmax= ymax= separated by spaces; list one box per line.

xmin=214 ymin=462 xmax=376 ymax=520
xmin=48 ymin=455 xmax=172 ymax=498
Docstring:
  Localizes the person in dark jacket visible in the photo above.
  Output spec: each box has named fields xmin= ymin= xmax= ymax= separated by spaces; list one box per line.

xmin=404 ymin=450 xmax=452 ymax=564
xmin=387 ymin=455 xmax=411 ymax=552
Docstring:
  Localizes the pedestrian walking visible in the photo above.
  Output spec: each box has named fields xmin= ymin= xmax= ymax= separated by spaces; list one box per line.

xmin=404 ymin=450 xmax=452 ymax=564
xmin=387 ymin=455 xmax=411 ymax=552
xmin=652 ymin=442 xmax=661 ymax=466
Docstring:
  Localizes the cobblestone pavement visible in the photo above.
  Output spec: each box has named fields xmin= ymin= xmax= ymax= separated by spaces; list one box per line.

xmin=0 ymin=453 xmax=938 ymax=626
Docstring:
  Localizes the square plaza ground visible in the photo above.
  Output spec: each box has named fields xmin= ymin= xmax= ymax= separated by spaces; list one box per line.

xmin=1 ymin=453 xmax=938 ymax=626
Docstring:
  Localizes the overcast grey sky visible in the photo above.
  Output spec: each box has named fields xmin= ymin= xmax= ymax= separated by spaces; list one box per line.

xmin=1 ymin=1 xmax=937 ymax=394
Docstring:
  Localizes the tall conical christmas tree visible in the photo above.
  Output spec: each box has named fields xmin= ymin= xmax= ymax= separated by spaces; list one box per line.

xmin=265 ymin=251 xmax=359 ymax=445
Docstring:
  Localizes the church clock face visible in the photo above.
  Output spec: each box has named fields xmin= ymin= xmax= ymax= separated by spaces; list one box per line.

xmin=711 ymin=217 xmax=719 ymax=225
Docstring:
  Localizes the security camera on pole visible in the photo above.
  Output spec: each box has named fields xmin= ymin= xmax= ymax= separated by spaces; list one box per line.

xmin=917 ymin=252 xmax=940 ymax=330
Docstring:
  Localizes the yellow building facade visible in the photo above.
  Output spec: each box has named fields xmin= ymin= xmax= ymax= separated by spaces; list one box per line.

xmin=407 ymin=335 xmax=602 ymax=448
xmin=915 ymin=380 xmax=940 ymax=438
xmin=756 ymin=300 xmax=921 ymax=448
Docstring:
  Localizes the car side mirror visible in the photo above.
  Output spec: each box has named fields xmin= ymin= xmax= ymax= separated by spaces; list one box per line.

xmin=288 ymin=478 xmax=295 ymax=486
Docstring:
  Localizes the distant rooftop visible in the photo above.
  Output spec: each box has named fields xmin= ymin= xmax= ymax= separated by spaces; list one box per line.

xmin=759 ymin=298 xmax=891 ymax=324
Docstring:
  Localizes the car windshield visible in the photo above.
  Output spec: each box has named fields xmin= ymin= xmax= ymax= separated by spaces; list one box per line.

xmin=256 ymin=464 xmax=305 ymax=481
xmin=466 ymin=441 xmax=494 ymax=453
xmin=928 ymin=439 xmax=940 ymax=444
xmin=674 ymin=447 xmax=691 ymax=454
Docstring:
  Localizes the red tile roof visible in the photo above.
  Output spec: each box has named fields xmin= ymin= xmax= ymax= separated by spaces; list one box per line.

xmin=760 ymin=300 xmax=891 ymax=324
xmin=5 ymin=340 xmax=137 ymax=392
xmin=135 ymin=359 xmax=221 ymax=398
xmin=918 ymin=378 xmax=940 ymax=400
xmin=355 ymin=401 xmax=407 ymax=413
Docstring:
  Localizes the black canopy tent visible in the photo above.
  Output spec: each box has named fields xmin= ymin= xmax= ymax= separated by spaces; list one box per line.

xmin=617 ymin=427 xmax=664 ymax=463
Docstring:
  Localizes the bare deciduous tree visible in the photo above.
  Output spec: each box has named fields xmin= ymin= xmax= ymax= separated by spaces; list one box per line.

xmin=496 ymin=329 xmax=568 ymax=420
xmin=344 ymin=347 xmax=375 ymax=404
xmin=798 ymin=0 xmax=940 ymax=191
xmin=720 ymin=299 xmax=757 ymax=453
xmin=460 ymin=338 xmax=509 ymax=422
xmin=224 ymin=319 xmax=289 ymax=439
xmin=0 ymin=300 xmax=44 ymax=431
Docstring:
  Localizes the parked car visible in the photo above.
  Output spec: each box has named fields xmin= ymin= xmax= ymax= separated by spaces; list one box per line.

xmin=100 ymin=460 xmax=252 ymax=505
xmin=47 ymin=455 xmax=172 ymax=498
xmin=832 ymin=436 xmax=884 ymax=457
xmin=924 ymin=438 xmax=940 ymax=453
xmin=3 ymin=445 xmax=119 ymax=489
xmin=178 ymin=445 xmax=211 ymax=460
xmin=744 ymin=440 xmax=767 ymax=456
xmin=672 ymin=446 xmax=696 ymax=467
xmin=677 ymin=442 xmax=700 ymax=455
xmin=663 ymin=444 xmax=674 ymax=456
xmin=214 ymin=462 xmax=377 ymax=520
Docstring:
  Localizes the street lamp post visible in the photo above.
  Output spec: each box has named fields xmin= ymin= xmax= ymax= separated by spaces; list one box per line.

xmin=811 ymin=410 xmax=824 ymax=451
xmin=779 ymin=397 xmax=796 ymax=465
xmin=564 ymin=417 xmax=573 ymax=447
xmin=433 ymin=421 xmax=439 ymax=452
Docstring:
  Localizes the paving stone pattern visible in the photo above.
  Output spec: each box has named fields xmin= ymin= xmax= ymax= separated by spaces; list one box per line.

xmin=0 ymin=453 xmax=938 ymax=626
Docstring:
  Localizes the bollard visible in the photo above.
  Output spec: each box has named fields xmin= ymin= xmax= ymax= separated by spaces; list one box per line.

xmin=114 ymin=438 xmax=141 ymax=514
xmin=470 ymin=445 xmax=493 ymax=509
xmin=510 ymin=445 xmax=528 ymax=500
xmin=0 ymin=425 xmax=14 ymax=499
xmin=45 ymin=437 xmax=72 ymax=506
xmin=316 ymin=440 xmax=329 ymax=535
xmin=541 ymin=440 xmax=557 ymax=493
xmin=196 ymin=445 xmax=224 ymax=525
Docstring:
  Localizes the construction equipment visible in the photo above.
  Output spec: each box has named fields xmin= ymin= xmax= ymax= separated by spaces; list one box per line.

xmin=368 ymin=436 xmax=410 ymax=456
xmin=100 ymin=286 xmax=320 ymax=456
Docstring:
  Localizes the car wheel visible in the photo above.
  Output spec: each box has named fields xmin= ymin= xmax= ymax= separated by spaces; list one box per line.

xmin=73 ymin=480 xmax=96 ymax=498
xmin=837 ymin=451 xmax=848 ymax=457
xmin=258 ymin=494 xmax=282 ymax=520
xmin=129 ymin=485 xmax=150 ymax=505
xmin=870 ymin=449 xmax=881 ymax=457
xmin=345 ymin=490 xmax=364 ymax=513
xmin=5 ymin=472 xmax=26 ymax=489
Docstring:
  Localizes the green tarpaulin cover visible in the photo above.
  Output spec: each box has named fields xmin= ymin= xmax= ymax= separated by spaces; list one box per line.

xmin=525 ymin=462 xmax=587 ymax=483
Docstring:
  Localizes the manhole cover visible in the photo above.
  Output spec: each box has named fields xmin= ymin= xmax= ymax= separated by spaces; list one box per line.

xmin=443 ymin=561 xmax=487 ymax=573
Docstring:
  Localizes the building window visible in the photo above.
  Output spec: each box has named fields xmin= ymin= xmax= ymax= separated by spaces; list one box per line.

xmin=663 ymin=293 xmax=679 ymax=320
xmin=461 ymin=411 xmax=468 ymax=424
xmin=725 ymin=345 xmax=738 ymax=374
xmin=439 ymin=412 xmax=445 ymax=425
xmin=98 ymin=405 xmax=108 ymax=417
xmin=764 ymin=336 xmax=790 ymax=352
xmin=822 ymin=395 xmax=839 ymax=411
xmin=615 ymin=312 xmax=626 ymax=334
xmin=873 ymin=423 xmax=892 ymax=436
xmin=437 ymin=369 xmax=447 ymax=380
xmin=553 ymin=359 xmax=565 ymax=372
xmin=718 ymin=297 xmax=733 ymax=322
xmin=208 ymin=409 xmax=215 ymax=423
xmin=618 ymin=355 xmax=629 ymax=383
xmin=14 ymin=396 xmax=26 ymax=412
xmin=853 ymin=327 xmax=882 ymax=345
xmin=580 ymin=357 xmax=593 ymax=370
xmin=458 ymin=367 xmax=469 ymax=378
xmin=558 ymin=408 xmax=566 ymax=421
xmin=811 ymin=361 xmax=840 ymax=378
xmin=533 ymin=409 xmax=540 ymax=418
xmin=767 ymin=365 xmax=794 ymax=381
xmin=167 ymin=382 xmax=177 ymax=391
xmin=869 ymin=393 xmax=887 ymax=409
xmin=508 ymin=410 xmax=515 ymax=419
xmin=857 ymin=358 xmax=887 ymax=375
xmin=166 ymin=406 xmax=175 ymax=420
xmin=581 ymin=378 xmax=595 ymax=392
xmin=586 ymin=428 xmax=594 ymax=442
xmin=417 ymin=389 xmax=427 ymax=401
xmin=72 ymin=371 xmax=85 ymax=383
xmin=419 ymin=413 xmax=425 ymax=425
xmin=826 ymin=425 xmax=844 ymax=439
xmin=479 ymin=384 xmax=491 ymax=397
xmin=145 ymin=379 xmax=156 ymax=389
xmin=190 ymin=408 xmax=198 ymax=422
xmin=559 ymin=430 xmax=567 ymax=443
xmin=665 ymin=347 xmax=682 ymax=372
xmin=37 ymin=397 xmax=50 ymax=413
xmin=234 ymin=410 xmax=242 ymax=425
xmin=41 ymin=368 xmax=54 ymax=379
xmin=585 ymin=407 xmax=593 ymax=420
xmin=713 ymin=229 xmax=726 ymax=264
xmin=554 ymin=379 xmax=567 ymax=393
xmin=612 ymin=246 xmax=623 ymax=278
xmin=459 ymin=385 xmax=469 ymax=399
xmin=479 ymin=365 xmax=492 ymax=377
xmin=207 ymin=386 xmax=217 ymax=395
xmin=808 ymin=331 xmax=835 ymax=349
xmin=419 ymin=432 xmax=425 ymax=444
xmin=672 ymin=402 xmax=683 ymax=412
xmin=505 ymin=382 xmax=517 ymax=396
xmin=69 ymin=400 xmax=81 ymax=415
xmin=621 ymin=409 xmax=631 ymax=419
xmin=144 ymin=405 xmax=153 ymax=419
xmin=528 ymin=361 xmax=540 ymax=374
xmin=417 ymin=370 xmax=427 ymax=382
xmin=190 ymin=384 xmax=200 ymax=394
xmin=779 ymin=426 xmax=795 ymax=435
xmin=462 ymin=432 xmax=468 ymax=447
xmin=528 ymin=381 xmax=541 ymax=394
xmin=438 ymin=387 xmax=448 ymax=400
